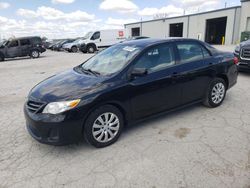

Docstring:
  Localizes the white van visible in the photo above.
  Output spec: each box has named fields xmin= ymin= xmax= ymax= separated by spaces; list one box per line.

xmin=79 ymin=29 xmax=125 ymax=53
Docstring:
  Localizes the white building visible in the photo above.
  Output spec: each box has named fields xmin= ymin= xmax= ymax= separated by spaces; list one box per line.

xmin=125 ymin=0 xmax=250 ymax=45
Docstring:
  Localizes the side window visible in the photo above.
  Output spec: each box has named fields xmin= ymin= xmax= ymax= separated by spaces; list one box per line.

xmin=134 ymin=43 xmax=175 ymax=73
xmin=91 ymin=32 xmax=100 ymax=40
xmin=20 ymin=39 xmax=30 ymax=46
xmin=8 ymin=40 xmax=19 ymax=48
xmin=31 ymin=37 xmax=42 ymax=45
xmin=177 ymin=42 xmax=203 ymax=64
xmin=201 ymin=45 xmax=211 ymax=58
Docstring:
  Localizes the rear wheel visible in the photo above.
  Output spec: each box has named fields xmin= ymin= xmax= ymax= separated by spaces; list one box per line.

xmin=84 ymin=105 xmax=124 ymax=148
xmin=203 ymin=78 xmax=226 ymax=108
xmin=30 ymin=50 xmax=40 ymax=58
xmin=71 ymin=46 xmax=78 ymax=53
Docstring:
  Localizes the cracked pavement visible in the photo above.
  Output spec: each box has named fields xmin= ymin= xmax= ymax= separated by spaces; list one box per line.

xmin=0 ymin=48 xmax=249 ymax=188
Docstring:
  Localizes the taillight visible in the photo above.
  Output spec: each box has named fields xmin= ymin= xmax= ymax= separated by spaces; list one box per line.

xmin=233 ymin=57 xmax=239 ymax=65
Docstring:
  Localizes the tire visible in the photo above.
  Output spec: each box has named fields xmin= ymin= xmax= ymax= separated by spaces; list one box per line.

xmin=0 ymin=54 xmax=4 ymax=62
xmin=203 ymin=78 xmax=227 ymax=108
xmin=87 ymin=45 xmax=96 ymax=53
xmin=84 ymin=105 xmax=124 ymax=148
xmin=71 ymin=46 xmax=78 ymax=53
xmin=30 ymin=50 xmax=40 ymax=58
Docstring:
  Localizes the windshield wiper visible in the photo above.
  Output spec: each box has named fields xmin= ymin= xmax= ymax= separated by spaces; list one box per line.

xmin=81 ymin=67 xmax=100 ymax=76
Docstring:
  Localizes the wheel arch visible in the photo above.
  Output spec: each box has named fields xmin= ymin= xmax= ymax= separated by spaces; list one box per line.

xmin=215 ymin=74 xmax=229 ymax=89
xmin=86 ymin=43 xmax=97 ymax=50
xmin=82 ymin=101 xmax=128 ymax=131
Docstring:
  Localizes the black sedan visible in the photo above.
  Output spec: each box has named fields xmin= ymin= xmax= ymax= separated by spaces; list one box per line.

xmin=24 ymin=38 xmax=238 ymax=148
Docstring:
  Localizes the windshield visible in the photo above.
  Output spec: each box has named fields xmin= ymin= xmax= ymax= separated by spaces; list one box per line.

xmin=83 ymin=32 xmax=93 ymax=39
xmin=74 ymin=38 xmax=83 ymax=44
xmin=0 ymin=40 xmax=7 ymax=46
xmin=81 ymin=44 xmax=142 ymax=76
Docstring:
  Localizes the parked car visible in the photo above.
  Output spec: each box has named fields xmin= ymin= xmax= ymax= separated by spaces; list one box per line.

xmin=24 ymin=38 xmax=238 ymax=147
xmin=52 ymin=39 xmax=76 ymax=51
xmin=79 ymin=29 xmax=125 ymax=53
xmin=62 ymin=38 xmax=85 ymax=53
xmin=0 ymin=36 xmax=46 ymax=61
xmin=234 ymin=39 xmax=250 ymax=71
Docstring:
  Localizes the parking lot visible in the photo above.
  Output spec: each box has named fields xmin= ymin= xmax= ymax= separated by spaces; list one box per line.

xmin=0 ymin=48 xmax=250 ymax=188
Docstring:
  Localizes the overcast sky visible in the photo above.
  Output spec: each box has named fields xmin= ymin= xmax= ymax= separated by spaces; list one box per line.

xmin=0 ymin=0 xmax=240 ymax=39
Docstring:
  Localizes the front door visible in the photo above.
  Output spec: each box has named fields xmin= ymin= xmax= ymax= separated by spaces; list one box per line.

xmin=6 ymin=40 xmax=20 ymax=58
xmin=128 ymin=43 xmax=182 ymax=119
xmin=90 ymin=31 xmax=101 ymax=47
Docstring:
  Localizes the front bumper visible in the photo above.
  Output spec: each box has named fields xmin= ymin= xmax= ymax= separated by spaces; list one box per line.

xmin=24 ymin=105 xmax=84 ymax=145
xmin=235 ymin=53 xmax=250 ymax=71
xmin=238 ymin=61 xmax=250 ymax=71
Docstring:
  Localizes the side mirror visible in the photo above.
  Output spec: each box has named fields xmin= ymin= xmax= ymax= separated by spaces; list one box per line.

xmin=130 ymin=68 xmax=148 ymax=78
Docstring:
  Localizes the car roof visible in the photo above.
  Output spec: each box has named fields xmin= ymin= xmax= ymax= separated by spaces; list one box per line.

xmin=13 ymin=36 xmax=41 ymax=40
xmin=121 ymin=38 xmax=203 ymax=48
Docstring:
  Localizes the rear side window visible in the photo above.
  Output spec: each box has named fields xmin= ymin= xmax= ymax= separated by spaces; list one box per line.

xmin=134 ymin=43 xmax=175 ymax=73
xmin=8 ymin=40 xmax=19 ymax=47
xmin=30 ymin=37 xmax=42 ymax=44
xmin=20 ymin=39 xmax=30 ymax=46
xmin=201 ymin=45 xmax=211 ymax=58
xmin=177 ymin=42 xmax=204 ymax=64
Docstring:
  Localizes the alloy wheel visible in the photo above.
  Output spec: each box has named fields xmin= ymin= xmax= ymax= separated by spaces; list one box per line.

xmin=211 ymin=83 xmax=225 ymax=104
xmin=32 ymin=51 xmax=39 ymax=58
xmin=92 ymin=112 xmax=120 ymax=143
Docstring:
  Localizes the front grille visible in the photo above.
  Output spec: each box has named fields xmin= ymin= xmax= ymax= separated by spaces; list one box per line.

xmin=241 ymin=48 xmax=250 ymax=60
xmin=26 ymin=100 xmax=45 ymax=113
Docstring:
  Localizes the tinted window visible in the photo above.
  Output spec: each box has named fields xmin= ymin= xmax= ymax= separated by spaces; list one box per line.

xmin=91 ymin=32 xmax=100 ymax=40
xmin=134 ymin=43 xmax=175 ymax=73
xmin=20 ymin=39 xmax=30 ymax=46
xmin=201 ymin=46 xmax=211 ymax=58
xmin=8 ymin=40 xmax=18 ymax=47
xmin=30 ymin=37 xmax=42 ymax=44
xmin=177 ymin=42 xmax=203 ymax=63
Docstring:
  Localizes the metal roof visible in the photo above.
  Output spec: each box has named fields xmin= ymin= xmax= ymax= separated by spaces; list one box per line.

xmin=124 ymin=6 xmax=241 ymax=26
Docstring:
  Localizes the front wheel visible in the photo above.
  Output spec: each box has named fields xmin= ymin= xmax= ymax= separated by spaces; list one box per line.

xmin=203 ymin=78 xmax=227 ymax=108
xmin=0 ymin=55 xmax=4 ymax=62
xmin=30 ymin=50 xmax=40 ymax=58
xmin=84 ymin=105 xmax=124 ymax=148
xmin=87 ymin=45 xmax=96 ymax=53
xmin=71 ymin=46 xmax=78 ymax=53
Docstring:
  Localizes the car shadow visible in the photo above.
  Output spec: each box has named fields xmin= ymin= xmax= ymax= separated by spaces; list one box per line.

xmin=123 ymin=103 xmax=199 ymax=135
xmin=2 ymin=55 xmax=46 ymax=63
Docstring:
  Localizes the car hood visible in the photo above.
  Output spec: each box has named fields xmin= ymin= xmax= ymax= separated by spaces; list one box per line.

xmin=240 ymin=39 xmax=250 ymax=47
xmin=29 ymin=68 xmax=107 ymax=103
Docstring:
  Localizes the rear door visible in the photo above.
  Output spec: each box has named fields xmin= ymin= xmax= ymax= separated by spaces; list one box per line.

xmin=129 ymin=43 xmax=182 ymax=119
xmin=174 ymin=41 xmax=214 ymax=105
xmin=6 ymin=40 xmax=21 ymax=58
xmin=20 ymin=39 xmax=31 ymax=56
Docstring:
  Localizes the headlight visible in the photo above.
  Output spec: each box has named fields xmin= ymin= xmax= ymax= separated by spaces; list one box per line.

xmin=42 ymin=99 xmax=81 ymax=114
xmin=234 ymin=45 xmax=240 ymax=54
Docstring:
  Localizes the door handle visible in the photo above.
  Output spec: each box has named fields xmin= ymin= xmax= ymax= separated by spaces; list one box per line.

xmin=171 ymin=72 xmax=179 ymax=78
